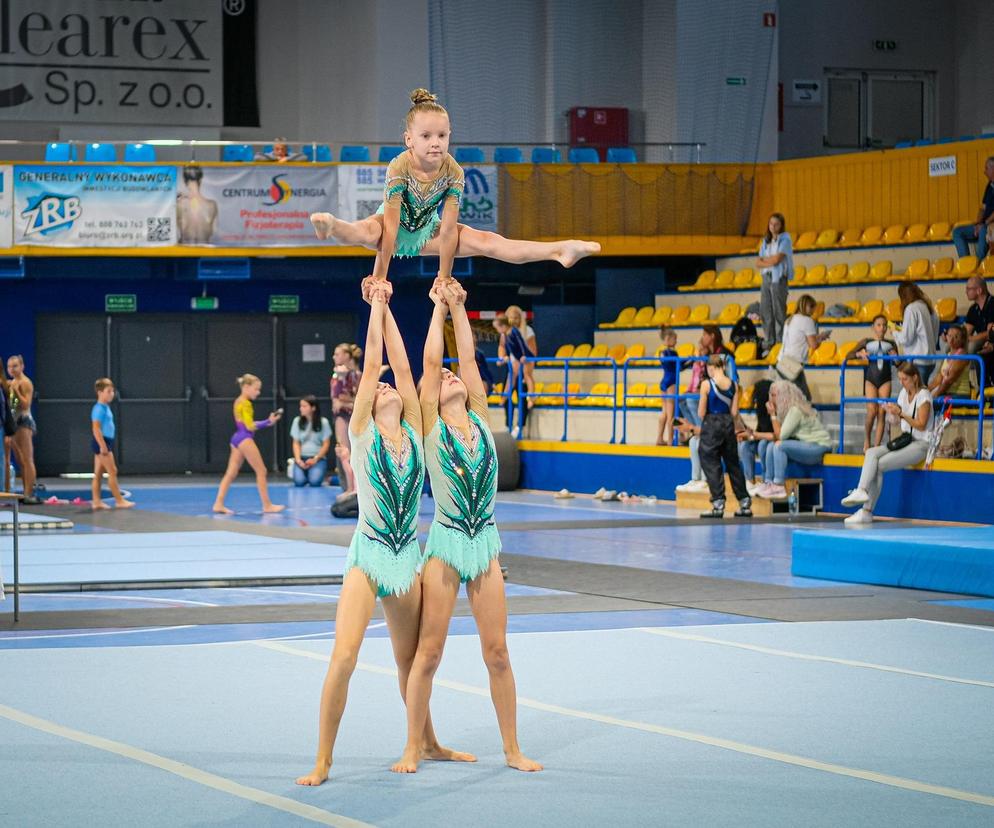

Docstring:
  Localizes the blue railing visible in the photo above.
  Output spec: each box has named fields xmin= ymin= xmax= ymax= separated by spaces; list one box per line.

xmin=839 ymin=353 xmax=987 ymax=459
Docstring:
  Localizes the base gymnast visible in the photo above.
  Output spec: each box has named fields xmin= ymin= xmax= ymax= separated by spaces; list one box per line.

xmin=310 ymin=88 xmax=600 ymax=275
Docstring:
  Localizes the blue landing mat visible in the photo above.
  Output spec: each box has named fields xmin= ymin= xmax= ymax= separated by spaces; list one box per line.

xmin=792 ymin=526 xmax=994 ymax=596
xmin=0 ymin=531 xmax=348 ymax=587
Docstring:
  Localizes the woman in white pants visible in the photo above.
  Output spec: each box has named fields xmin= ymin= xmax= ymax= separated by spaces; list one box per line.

xmin=841 ymin=362 xmax=933 ymax=525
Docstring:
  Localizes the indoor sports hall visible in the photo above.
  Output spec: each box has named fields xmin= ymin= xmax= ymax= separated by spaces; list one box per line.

xmin=2 ymin=2 xmax=993 ymax=826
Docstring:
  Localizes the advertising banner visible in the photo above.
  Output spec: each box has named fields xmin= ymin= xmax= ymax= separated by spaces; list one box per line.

xmin=0 ymin=0 xmax=223 ymax=125
xmin=0 ymin=165 xmax=12 ymax=248
xmin=177 ymin=164 xmax=336 ymax=246
xmin=13 ymin=165 xmax=176 ymax=246
xmin=337 ymin=164 xmax=499 ymax=233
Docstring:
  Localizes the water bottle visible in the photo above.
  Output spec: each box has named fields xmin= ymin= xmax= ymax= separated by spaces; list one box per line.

xmin=787 ymin=488 xmax=799 ymax=516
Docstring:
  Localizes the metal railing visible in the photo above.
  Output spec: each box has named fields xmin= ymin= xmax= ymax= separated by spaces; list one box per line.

xmin=839 ymin=353 xmax=987 ymax=459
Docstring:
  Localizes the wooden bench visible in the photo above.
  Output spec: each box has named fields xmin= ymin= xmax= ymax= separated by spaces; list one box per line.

xmin=675 ymin=477 xmax=823 ymax=516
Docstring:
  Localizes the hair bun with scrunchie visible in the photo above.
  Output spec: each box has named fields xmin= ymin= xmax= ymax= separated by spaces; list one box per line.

xmin=410 ymin=88 xmax=437 ymax=106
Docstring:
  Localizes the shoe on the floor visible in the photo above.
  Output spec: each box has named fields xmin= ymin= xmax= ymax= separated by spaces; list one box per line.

xmin=675 ymin=479 xmax=709 ymax=493
xmin=764 ymin=483 xmax=788 ymax=500
xmin=700 ymin=500 xmax=726 ymax=519
xmin=841 ymin=487 xmax=869 ymax=507
xmin=593 ymin=487 xmax=607 ymax=500
xmin=746 ymin=481 xmax=762 ymax=497
xmin=601 ymin=490 xmax=619 ymax=501
xmin=844 ymin=508 xmax=873 ymax=526
xmin=735 ymin=496 xmax=753 ymax=518
xmin=554 ymin=488 xmax=574 ymax=499
xmin=22 ymin=496 xmax=41 ymax=506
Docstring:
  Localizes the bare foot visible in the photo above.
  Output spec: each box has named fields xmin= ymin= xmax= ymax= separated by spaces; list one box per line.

xmin=506 ymin=751 xmax=543 ymax=772
xmin=422 ymin=743 xmax=477 ymax=763
xmin=310 ymin=212 xmax=337 ymax=240
xmin=115 ymin=500 xmax=136 ymax=509
xmin=212 ymin=504 xmax=234 ymax=515
xmin=557 ymin=240 xmax=601 ymax=268
xmin=263 ymin=504 xmax=286 ymax=513
xmin=91 ymin=501 xmax=110 ymax=511
xmin=390 ymin=747 xmax=421 ymax=774
xmin=295 ymin=763 xmax=330 ymax=786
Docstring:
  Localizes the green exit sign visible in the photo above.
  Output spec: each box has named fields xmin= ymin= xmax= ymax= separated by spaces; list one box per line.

xmin=269 ymin=294 xmax=300 ymax=313
xmin=105 ymin=294 xmax=137 ymax=313
xmin=191 ymin=296 xmax=219 ymax=311
xmin=726 ymin=77 xmax=747 ymax=86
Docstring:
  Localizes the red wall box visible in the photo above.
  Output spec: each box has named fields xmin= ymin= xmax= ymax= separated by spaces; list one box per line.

xmin=567 ymin=107 xmax=630 ymax=160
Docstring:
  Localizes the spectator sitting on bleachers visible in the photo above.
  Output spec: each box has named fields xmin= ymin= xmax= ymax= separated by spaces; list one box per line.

xmin=891 ymin=282 xmax=940 ymax=386
xmin=842 ymin=362 xmax=933 ymax=525
xmin=254 ymin=138 xmax=306 ymax=163
xmin=756 ymin=380 xmax=831 ymax=500
xmin=928 ymin=325 xmax=971 ymax=399
xmin=776 ymin=294 xmax=828 ymax=400
xmin=756 ymin=212 xmax=793 ymax=354
xmin=964 ymin=276 xmax=994 ymax=387
xmin=952 ymin=156 xmax=994 ymax=260
xmin=736 ymin=378 xmax=774 ymax=494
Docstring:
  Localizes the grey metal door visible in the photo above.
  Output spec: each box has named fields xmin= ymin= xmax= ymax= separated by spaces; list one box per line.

xmin=33 ymin=315 xmax=109 ymax=475
xmin=113 ymin=317 xmax=194 ymax=473
xmin=204 ymin=317 xmax=277 ymax=472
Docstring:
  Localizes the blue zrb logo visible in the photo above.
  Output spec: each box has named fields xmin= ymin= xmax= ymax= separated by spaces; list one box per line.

xmin=461 ymin=169 xmax=493 ymax=223
xmin=22 ymin=194 xmax=82 ymax=236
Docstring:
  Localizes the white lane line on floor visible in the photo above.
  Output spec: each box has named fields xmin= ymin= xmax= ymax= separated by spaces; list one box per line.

xmin=0 ymin=625 xmax=195 ymax=641
xmin=242 ymin=621 xmax=386 ymax=645
xmin=0 ymin=702 xmax=373 ymax=828
xmin=28 ymin=593 xmax=219 ymax=608
xmin=910 ymin=618 xmax=994 ymax=633
xmin=257 ymin=639 xmax=994 ymax=808
xmin=227 ymin=587 xmax=342 ymax=600
xmin=638 ymin=627 xmax=994 ymax=689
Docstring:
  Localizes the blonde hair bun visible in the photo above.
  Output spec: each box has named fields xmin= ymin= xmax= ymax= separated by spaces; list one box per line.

xmin=410 ymin=88 xmax=437 ymax=106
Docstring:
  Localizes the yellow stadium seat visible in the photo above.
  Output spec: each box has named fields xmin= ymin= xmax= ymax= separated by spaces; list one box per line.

xmin=572 ymin=343 xmax=592 ymax=358
xmin=839 ymin=228 xmax=861 ymax=246
xmin=751 ymin=271 xmax=762 ymax=287
xmin=625 ymin=382 xmax=648 ymax=407
xmin=733 ymin=268 xmax=754 ymax=288
xmin=954 ymin=256 xmax=978 ymax=277
xmin=870 ymin=260 xmax=893 ymax=281
xmin=607 ymin=344 xmax=627 ymax=363
xmin=625 ymin=343 xmax=646 ymax=360
xmin=587 ymin=383 xmax=613 ymax=407
xmin=717 ymin=303 xmax=742 ymax=325
xmin=883 ymin=224 xmax=905 ymax=244
xmin=671 ymin=306 xmax=691 ymax=324
xmin=848 ymin=261 xmax=871 ymax=282
xmin=812 ymin=301 xmax=825 ymax=320
xmin=835 ymin=340 xmax=859 ymax=363
xmin=565 ymin=383 xmax=580 ymax=403
xmin=979 ymin=257 xmax=994 ymax=278
xmin=539 ymin=382 xmax=563 ymax=405
xmin=860 ymin=226 xmax=883 ymax=245
xmin=904 ymin=258 xmax=929 ymax=280
xmin=936 ymin=297 xmax=957 ymax=322
xmin=604 ymin=307 xmax=636 ymax=328
xmin=786 ymin=300 xmax=797 ymax=316
xmin=931 ymin=257 xmax=953 ymax=278
xmin=738 ymin=385 xmax=754 ymax=409
xmin=885 ymin=298 xmax=903 ymax=323
xmin=927 ymin=222 xmax=951 ymax=241
xmin=694 ymin=269 xmax=716 ymax=289
xmin=805 ymin=264 xmax=827 ymax=285
xmin=676 ymin=342 xmax=695 ymax=358
xmin=652 ymin=306 xmax=672 ymax=325
xmin=589 ymin=344 xmax=609 ymax=360
xmin=714 ymin=269 xmax=735 ymax=289
xmin=857 ymin=299 xmax=885 ymax=322
xmin=795 ymin=230 xmax=818 ymax=250
xmin=631 ymin=306 xmax=655 ymax=326
xmin=734 ymin=341 xmax=757 ymax=364
xmin=553 ymin=344 xmax=575 ymax=359
xmin=827 ymin=263 xmax=848 ymax=284
xmin=764 ymin=342 xmax=782 ymax=365
xmin=789 ymin=264 xmax=807 ymax=285
xmin=904 ymin=223 xmax=927 ymax=243
xmin=689 ymin=304 xmax=710 ymax=323
xmin=811 ymin=340 xmax=837 ymax=365
xmin=815 ymin=229 xmax=839 ymax=248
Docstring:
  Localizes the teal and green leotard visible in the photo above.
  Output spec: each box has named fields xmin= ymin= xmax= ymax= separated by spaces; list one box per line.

xmin=377 ymin=150 xmax=465 ymax=257
xmin=345 ymin=409 xmax=426 ymax=597
xmin=423 ymin=391 xmax=500 ymax=583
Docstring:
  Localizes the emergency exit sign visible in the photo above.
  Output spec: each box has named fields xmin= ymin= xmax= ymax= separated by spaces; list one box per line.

xmin=726 ymin=77 xmax=747 ymax=86
xmin=269 ymin=294 xmax=300 ymax=313
xmin=105 ymin=294 xmax=136 ymax=313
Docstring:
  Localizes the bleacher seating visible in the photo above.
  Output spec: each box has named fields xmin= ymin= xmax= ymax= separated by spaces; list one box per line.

xmin=494 ymin=147 xmax=524 ymax=163
xmin=45 ymin=142 xmax=77 ymax=162
xmin=531 ymin=147 xmax=562 ymax=163
xmin=222 ymin=144 xmax=253 ymax=162
xmin=124 ymin=143 xmax=156 ymax=162
xmin=454 ymin=147 xmax=485 ymax=163
xmin=606 ymin=147 xmax=637 ymax=163
xmin=85 ymin=143 xmax=116 ymax=162
xmin=378 ymin=146 xmax=405 ymax=162
xmin=302 ymin=144 xmax=332 ymax=162
xmin=339 ymin=145 xmax=371 ymax=162
xmin=568 ymin=147 xmax=600 ymax=163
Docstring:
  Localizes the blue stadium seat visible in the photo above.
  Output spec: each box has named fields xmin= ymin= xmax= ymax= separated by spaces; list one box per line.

xmin=531 ymin=147 xmax=562 ymax=163
xmin=493 ymin=147 xmax=523 ymax=163
xmin=914 ymin=138 xmax=934 ymax=147
xmin=378 ymin=145 xmax=405 ymax=162
xmin=44 ymin=142 xmax=77 ymax=162
xmin=302 ymin=144 xmax=332 ymax=162
xmin=339 ymin=145 xmax=371 ymax=162
xmin=957 ymin=135 xmax=975 ymax=142
xmin=84 ymin=143 xmax=116 ymax=162
xmin=893 ymin=141 xmax=913 ymax=149
xmin=568 ymin=147 xmax=600 ymax=163
xmin=606 ymin=147 xmax=637 ymax=163
xmin=124 ymin=143 xmax=156 ymax=162
xmin=937 ymin=137 xmax=957 ymax=144
xmin=222 ymin=144 xmax=252 ymax=162
xmin=454 ymin=147 xmax=485 ymax=164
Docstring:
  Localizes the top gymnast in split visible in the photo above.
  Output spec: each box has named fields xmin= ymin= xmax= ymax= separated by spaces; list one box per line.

xmin=310 ymin=89 xmax=600 ymax=278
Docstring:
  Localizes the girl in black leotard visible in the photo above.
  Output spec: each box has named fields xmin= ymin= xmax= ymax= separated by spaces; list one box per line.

xmin=845 ymin=314 xmax=897 ymax=451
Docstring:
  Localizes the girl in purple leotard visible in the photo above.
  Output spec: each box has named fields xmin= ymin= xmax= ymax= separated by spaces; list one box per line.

xmin=212 ymin=374 xmax=284 ymax=514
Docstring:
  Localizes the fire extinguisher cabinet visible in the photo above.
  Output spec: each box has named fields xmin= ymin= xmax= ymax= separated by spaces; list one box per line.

xmin=567 ymin=107 xmax=630 ymax=160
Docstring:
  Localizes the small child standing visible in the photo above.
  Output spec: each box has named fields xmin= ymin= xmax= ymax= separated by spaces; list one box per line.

xmin=494 ymin=314 xmax=532 ymax=436
xmin=90 ymin=378 xmax=135 ymax=511
xmin=845 ymin=314 xmax=897 ymax=451
xmin=657 ymin=327 xmax=678 ymax=445
xmin=697 ymin=355 xmax=751 ymax=518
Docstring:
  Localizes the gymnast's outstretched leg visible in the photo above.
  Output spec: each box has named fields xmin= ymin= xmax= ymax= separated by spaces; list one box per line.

xmin=422 ymin=224 xmax=600 ymax=269
xmin=310 ymin=212 xmax=384 ymax=248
